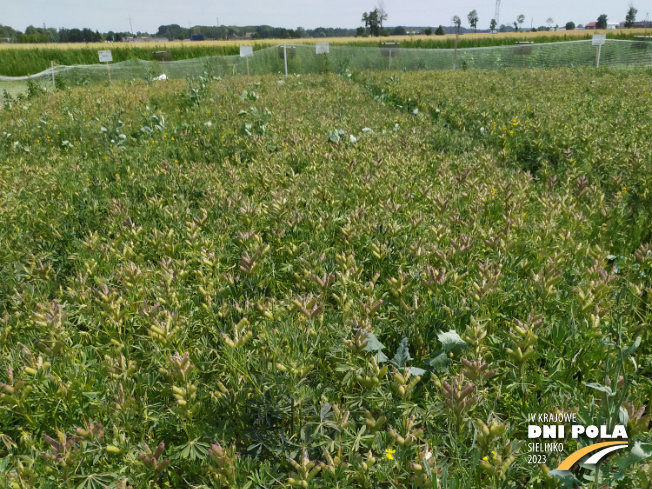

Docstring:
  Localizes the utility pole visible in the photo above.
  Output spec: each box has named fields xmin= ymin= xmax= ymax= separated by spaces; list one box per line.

xmin=129 ymin=18 xmax=134 ymax=36
xmin=495 ymin=0 xmax=501 ymax=28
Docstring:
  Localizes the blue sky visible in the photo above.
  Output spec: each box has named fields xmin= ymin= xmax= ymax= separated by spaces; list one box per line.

xmin=1 ymin=0 xmax=648 ymax=32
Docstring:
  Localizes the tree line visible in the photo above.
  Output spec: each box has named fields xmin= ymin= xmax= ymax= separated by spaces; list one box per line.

xmin=358 ymin=3 xmax=643 ymax=37
xmin=0 ymin=23 xmax=358 ymax=44
xmin=0 ymin=6 xmax=642 ymax=44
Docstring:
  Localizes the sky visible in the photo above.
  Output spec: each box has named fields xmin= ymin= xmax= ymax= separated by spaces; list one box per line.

xmin=1 ymin=0 xmax=649 ymax=33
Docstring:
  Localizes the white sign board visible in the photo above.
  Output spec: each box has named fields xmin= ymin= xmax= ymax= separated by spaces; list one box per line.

xmin=240 ymin=46 xmax=253 ymax=57
xmin=316 ymin=42 xmax=330 ymax=54
xmin=98 ymin=50 xmax=113 ymax=63
xmin=592 ymin=34 xmax=606 ymax=46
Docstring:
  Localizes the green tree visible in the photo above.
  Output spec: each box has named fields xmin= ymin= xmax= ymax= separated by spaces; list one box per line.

xmin=514 ymin=14 xmax=525 ymax=32
xmin=435 ymin=25 xmax=446 ymax=35
xmin=452 ymin=15 xmax=462 ymax=34
xmin=424 ymin=27 xmax=432 ymax=35
xmin=362 ymin=9 xmax=382 ymax=36
xmin=596 ymin=14 xmax=608 ymax=29
xmin=490 ymin=18 xmax=497 ymax=33
xmin=546 ymin=17 xmax=554 ymax=30
xmin=565 ymin=21 xmax=576 ymax=30
xmin=625 ymin=5 xmax=637 ymax=28
xmin=467 ymin=10 xmax=479 ymax=32
xmin=376 ymin=1 xmax=388 ymax=31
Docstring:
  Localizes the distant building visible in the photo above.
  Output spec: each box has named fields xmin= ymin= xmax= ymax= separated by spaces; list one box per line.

xmin=585 ymin=22 xmax=597 ymax=30
xmin=607 ymin=23 xmax=619 ymax=30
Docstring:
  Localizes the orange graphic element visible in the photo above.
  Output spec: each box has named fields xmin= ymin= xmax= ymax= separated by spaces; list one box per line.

xmin=556 ymin=441 xmax=628 ymax=470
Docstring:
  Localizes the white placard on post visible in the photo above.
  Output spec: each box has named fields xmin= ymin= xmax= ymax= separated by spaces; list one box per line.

xmin=240 ymin=46 xmax=253 ymax=57
xmin=316 ymin=42 xmax=330 ymax=54
xmin=592 ymin=34 xmax=606 ymax=46
xmin=592 ymin=34 xmax=606 ymax=68
xmin=98 ymin=50 xmax=113 ymax=62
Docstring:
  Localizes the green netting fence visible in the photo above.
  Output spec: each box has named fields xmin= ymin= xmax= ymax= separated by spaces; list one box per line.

xmin=1 ymin=40 xmax=651 ymax=87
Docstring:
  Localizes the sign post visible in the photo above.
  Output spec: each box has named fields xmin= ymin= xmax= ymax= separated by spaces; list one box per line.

xmin=283 ymin=45 xmax=288 ymax=78
xmin=51 ymin=61 xmax=56 ymax=90
xmin=592 ymin=34 xmax=606 ymax=68
xmin=316 ymin=43 xmax=330 ymax=74
xmin=240 ymin=45 xmax=253 ymax=76
xmin=98 ymin=50 xmax=113 ymax=82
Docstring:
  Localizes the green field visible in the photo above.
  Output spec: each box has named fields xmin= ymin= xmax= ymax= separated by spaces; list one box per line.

xmin=0 ymin=80 xmax=29 ymax=105
xmin=0 ymin=29 xmax=649 ymax=76
xmin=0 ymin=68 xmax=651 ymax=488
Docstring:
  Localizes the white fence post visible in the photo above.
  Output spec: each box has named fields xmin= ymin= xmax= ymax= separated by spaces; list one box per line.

xmin=284 ymin=45 xmax=288 ymax=78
